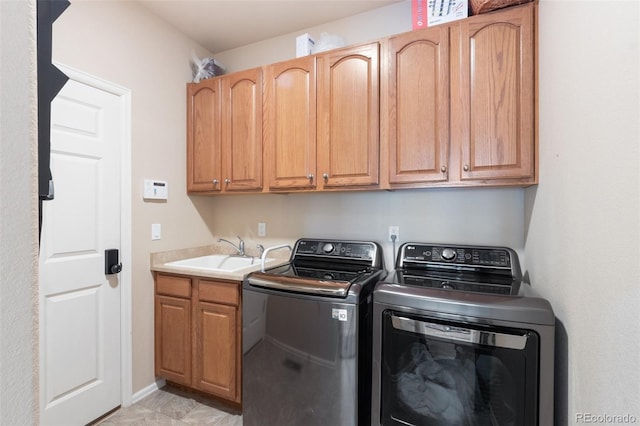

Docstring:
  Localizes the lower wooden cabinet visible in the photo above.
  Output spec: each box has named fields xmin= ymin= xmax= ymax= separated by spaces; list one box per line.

xmin=155 ymin=295 xmax=192 ymax=386
xmin=194 ymin=301 xmax=238 ymax=400
xmin=154 ymin=273 xmax=241 ymax=404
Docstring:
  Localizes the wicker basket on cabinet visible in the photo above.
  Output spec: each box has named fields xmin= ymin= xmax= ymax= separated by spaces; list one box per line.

xmin=469 ymin=0 xmax=532 ymax=15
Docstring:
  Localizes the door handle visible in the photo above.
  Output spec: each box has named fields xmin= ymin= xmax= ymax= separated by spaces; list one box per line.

xmin=105 ymin=249 xmax=122 ymax=275
xmin=390 ymin=315 xmax=529 ymax=350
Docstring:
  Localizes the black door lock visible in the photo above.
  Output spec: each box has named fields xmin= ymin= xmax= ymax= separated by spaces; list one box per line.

xmin=105 ymin=248 xmax=122 ymax=275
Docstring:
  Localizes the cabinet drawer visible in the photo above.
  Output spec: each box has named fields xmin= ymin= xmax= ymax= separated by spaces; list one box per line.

xmin=198 ymin=280 xmax=239 ymax=306
xmin=156 ymin=274 xmax=192 ymax=298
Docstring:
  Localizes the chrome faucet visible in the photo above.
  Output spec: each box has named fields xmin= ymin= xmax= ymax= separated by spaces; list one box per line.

xmin=217 ymin=236 xmax=245 ymax=256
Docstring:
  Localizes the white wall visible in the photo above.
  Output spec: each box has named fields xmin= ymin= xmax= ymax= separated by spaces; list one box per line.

xmin=214 ymin=1 xmax=413 ymax=72
xmin=52 ymin=0 xmax=218 ymax=393
xmin=0 ymin=0 xmax=39 ymax=423
xmin=525 ymin=0 xmax=640 ymax=423
xmin=199 ymin=188 xmax=525 ymax=269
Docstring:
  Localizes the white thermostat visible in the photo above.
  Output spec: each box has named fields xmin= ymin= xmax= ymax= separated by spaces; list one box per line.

xmin=143 ymin=179 xmax=168 ymax=200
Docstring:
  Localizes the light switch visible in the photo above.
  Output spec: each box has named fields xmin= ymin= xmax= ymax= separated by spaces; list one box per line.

xmin=151 ymin=224 xmax=161 ymax=240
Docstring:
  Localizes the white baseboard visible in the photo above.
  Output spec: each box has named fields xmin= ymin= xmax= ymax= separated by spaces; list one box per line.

xmin=130 ymin=379 xmax=167 ymax=405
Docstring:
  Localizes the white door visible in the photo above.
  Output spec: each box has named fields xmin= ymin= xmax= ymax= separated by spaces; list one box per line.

xmin=39 ymin=75 xmax=123 ymax=425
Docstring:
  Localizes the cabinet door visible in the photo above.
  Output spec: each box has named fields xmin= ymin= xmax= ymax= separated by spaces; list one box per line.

xmin=451 ymin=3 xmax=535 ymax=182
xmin=155 ymin=295 xmax=192 ymax=386
xmin=221 ymin=68 xmax=263 ymax=192
xmin=187 ymin=79 xmax=222 ymax=192
xmin=264 ymin=57 xmax=317 ymax=190
xmin=193 ymin=300 xmax=239 ymax=402
xmin=317 ymin=42 xmax=380 ymax=188
xmin=386 ymin=27 xmax=450 ymax=185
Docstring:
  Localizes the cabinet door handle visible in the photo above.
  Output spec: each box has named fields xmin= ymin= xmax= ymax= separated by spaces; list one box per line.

xmin=463 ymin=165 xmax=470 ymax=172
xmin=213 ymin=179 xmax=219 ymax=185
xmin=440 ymin=165 xmax=447 ymax=173
xmin=322 ymin=173 xmax=329 ymax=182
xmin=307 ymin=173 xmax=314 ymax=181
xmin=224 ymin=178 xmax=231 ymax=184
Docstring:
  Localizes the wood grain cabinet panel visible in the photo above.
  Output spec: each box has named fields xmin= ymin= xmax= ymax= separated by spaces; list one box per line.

xmin=221 ymin=68 xmax=263 ymax=192
xmin=187 ymin=68 xmax=263 ymax=193
xmin=186 ymin=79 xmax=222 ymax=192
xmin=193 ymin=301 xmax=239 ymax=402
xmin=385 ymin=26 xmax=450 ymax=185
xmin=156 ymin=274 xmax=191 ymax=298
xmin=451 ymin=3 xmax=536 ymax=183
xmin=155 ymin=294 xmax=192 ymax=386
xmin=198 ymin=279 xmax=239 ymax=306
xmin=185 ymin=3 xmax=537 ymax=192
xmin=264 ymin=57 xmax=317 ymax=190
xmin=317 ymin=42 xmax=380 ymax=188
xmin=154 ymin=274 xmax=241 ymax=404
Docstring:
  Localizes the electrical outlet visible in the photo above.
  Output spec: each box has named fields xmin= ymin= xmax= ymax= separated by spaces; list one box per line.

xmin=258 ymin=222 xmax=266 ymax=237
xmin=388 ymin=226 xmax=399 ymax=242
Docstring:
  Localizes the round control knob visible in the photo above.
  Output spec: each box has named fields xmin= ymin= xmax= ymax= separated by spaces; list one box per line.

xmin=323 ymin=273 xmax=335 ymax=280
xmin=441 ymin=248 xmax=456 ymax=261
xmin=322 ymin=243 xmax=335 ymax=254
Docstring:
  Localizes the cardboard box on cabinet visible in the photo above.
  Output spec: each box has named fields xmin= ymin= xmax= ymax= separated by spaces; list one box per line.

xmin=413 ymin=0 xmax=469 ymax=29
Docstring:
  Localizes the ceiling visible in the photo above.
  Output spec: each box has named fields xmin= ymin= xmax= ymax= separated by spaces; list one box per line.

xmin=137 ymin=0 xmax=402 ymax=54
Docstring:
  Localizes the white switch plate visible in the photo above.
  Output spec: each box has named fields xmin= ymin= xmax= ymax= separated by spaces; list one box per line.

xmin=258 ymin=222 xmax=266 ymax=237
xmin=151 ymin=224 xmax=161 ymax=240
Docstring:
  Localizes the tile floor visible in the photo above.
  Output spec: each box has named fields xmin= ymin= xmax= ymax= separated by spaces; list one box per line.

xmin=97 ymin=385 xmax=242 ymax=425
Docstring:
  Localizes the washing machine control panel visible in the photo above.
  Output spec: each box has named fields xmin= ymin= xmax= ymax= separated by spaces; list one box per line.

xmin=294 ymin=239 xmax=380 ymax=264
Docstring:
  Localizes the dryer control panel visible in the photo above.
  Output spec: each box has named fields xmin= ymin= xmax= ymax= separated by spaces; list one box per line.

xmin=398 ymin=243 xmax=519 ymax=276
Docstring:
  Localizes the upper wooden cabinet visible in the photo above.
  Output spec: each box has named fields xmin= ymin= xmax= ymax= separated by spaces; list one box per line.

xmin=221 ymin=68 xmax=263 ymax=192
xmin=317 ymin=42 xmax=380 ymax=189
xmin=187 ymin=68 xmax=263 ymax=193
xmin=187 ymin=79 xmax=221 ymax=192
xmin=384 ymin=26 xmax=450 ymax=186
xmin=264 ymin=56 xmax=317 ymax=190
xmin=450 ymin=3 xmax=536 ymax=183
xmin=186 ymin=3 xmax=537 ymax=193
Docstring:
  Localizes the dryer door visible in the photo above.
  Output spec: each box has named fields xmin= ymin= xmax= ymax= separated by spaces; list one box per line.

xmin=380 ymin=311 xmax=539 ymax=426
